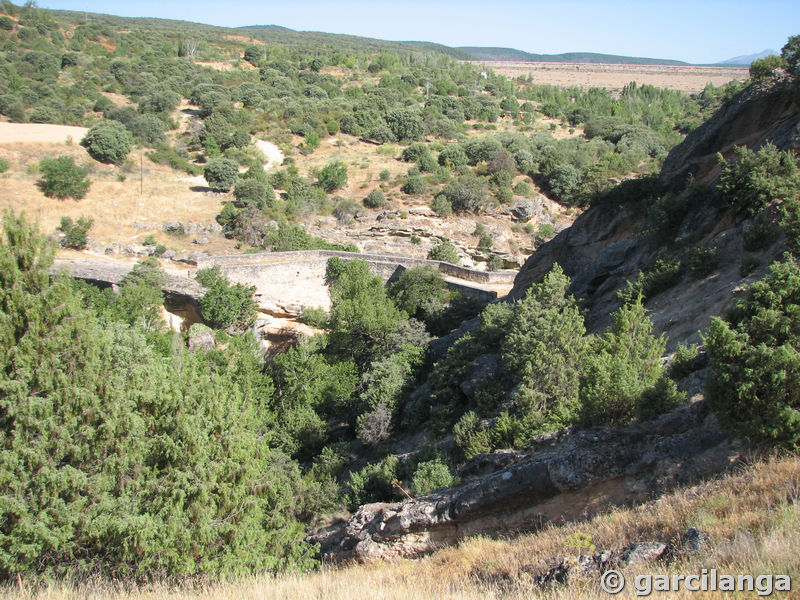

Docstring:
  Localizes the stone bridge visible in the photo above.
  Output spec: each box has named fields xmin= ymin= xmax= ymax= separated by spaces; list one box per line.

xmin=52 ymin=250 xmax=517 ymax=322
xmin=195 ymin=250 xmax=517 ymax=316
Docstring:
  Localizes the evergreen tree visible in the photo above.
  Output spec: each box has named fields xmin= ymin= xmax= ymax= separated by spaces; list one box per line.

xmin=579 ymin=295 xmax=683 ymax=426
xmin=502 ymin=264 xmax=589 ymax=431
xmin=706 ymin=257 xmax=800 ymax=447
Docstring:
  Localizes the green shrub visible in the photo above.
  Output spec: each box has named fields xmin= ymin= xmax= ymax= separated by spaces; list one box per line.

xmin=538 ymin=223 xmax=555 ymax=238
xmin=495 ymin=186 xmax=513 ymax=204
xmin=57 ymin=216 xmax=93 ymax=249
xmin=717 ymin=143 xmax=800 ymax=216
xmin=411 ymin=459 xmax=454 ymax=496
xmin=579 ymin=296 xmax=683 ymax=426
xmin=416 ymin=152 xmax=437 ymax=173
xmin=0 ymin=157 xmax=9 ymax=173
xmin=487 ymin=255 xmax=504 ymax=271
xmin=742 ymin=211 xmax=772 ymax=251
xmin=513 ymin=181 xmax=533 ymax=196
xmin=195 ymin=265 xmax=258 ymax=331
xmin=749 ymin=55 xmax=788 ymax=80
xmin=385 ymin=109 xmax=424 ymax=142
xmin=0 ymin=214 xmax=314 ymax=578
xmin=438 ymin=144 xmax=468 ymax=169
xmin=204 ymin=158 xmax=238 ymax=192
xmin=431 ymin=194 xmax=453 ymax=217
xmin=345 ymin=456 xmax=398 ymax=509
xmin=501 ymin=265 xmax=589 ymax=431
xmin=368 ymin=123 xmax=395 ymax=144
xmin=402 ymin=175 xmax=425 ymax=195
xmin=706 ymin=257 xmax=800 ymax=447
xmin=364 ymin=188 xmax=386 ymax=208
xmin=642 ymin=192 xmax=690 ymax=245
xmin=740 ymin=253 xmax=761 ymax=276
xmin=29 ymin=106 xmax=60 ymax=124
xmin=438 ymin=175 xmax=489 ymax=213
xmin=233 ymin=177 xmax=275 ymax=209
xmin=146 ymin=143 xmax=203 ymax=176
xmin=427 ymin=239 xmax=459 ymax=263
xmin=669 ymin=342 xmax=705 ymax=379
xmin=388 ymin=266 xmax=451 ymax=323
xmin=379 ymin=169 xmax=391 ymax=182
xmin=301 ymin=306 xmax=328 ymax=328
xmin=264 ymin=221 xmax=341 ymax=251
xmin=38 ymin=156 xmax=90 ymax=199
xmin=401 ymin=142 xmax=428 ymax=162
xmin=81 ymin=120 xmax=133 ymax=164
xmin=316 ymin=160 xmax=348 ymax=192
xmin=453 ymin=411 xmax=491 ymax=460
xmin=128 ymin=114 xmax=166 ymax=147
xmin=618 ymin=255 xmax=683 ymax=303
xmin=686 ymin=246 xmax=719 ymax=278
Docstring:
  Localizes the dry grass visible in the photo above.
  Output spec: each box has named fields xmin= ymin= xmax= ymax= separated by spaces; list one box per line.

xmin=467 ymin=62 xmax=750 ymax=94
xmin=3 ymin=455 xmax=798 ymax=600
xmin=0 ymin=140 xmax=240 ymax=256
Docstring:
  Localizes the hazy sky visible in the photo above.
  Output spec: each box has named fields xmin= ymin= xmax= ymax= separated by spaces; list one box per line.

xmin=38 ymin=0 xmax=800 ymax=64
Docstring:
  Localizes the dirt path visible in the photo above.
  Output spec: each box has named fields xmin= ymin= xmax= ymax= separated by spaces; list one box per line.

xmin=177 ymin=139 xmax=284 ymax=184
xmin=0 ymin=122 xmax=89 ymax=144
xmin=255 ymin=139 xmax=284 ymax=171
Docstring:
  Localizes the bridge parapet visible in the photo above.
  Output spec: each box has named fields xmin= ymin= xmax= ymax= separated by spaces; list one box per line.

xmin=197 ymin=250 xmax=517 ymax=285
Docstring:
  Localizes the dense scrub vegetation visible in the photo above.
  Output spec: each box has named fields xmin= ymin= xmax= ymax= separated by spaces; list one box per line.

xmin=2 ymin=0 xmax=799 ymax=584
xmin=0 ymin=0 xmax=742 ymax=254
xmin=0 ymin=213 xmax=315 ymax=579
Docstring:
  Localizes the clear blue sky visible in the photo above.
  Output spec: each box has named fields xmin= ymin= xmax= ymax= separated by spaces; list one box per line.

xmin=38 ymin=0 xmax=800 ymax=64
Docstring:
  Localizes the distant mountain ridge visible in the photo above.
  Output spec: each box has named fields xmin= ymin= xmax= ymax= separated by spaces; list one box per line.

xmin=456 ymin=46 xmax=688 ymax=65
xmin=716 ymin=49 xmax=779 ymax=66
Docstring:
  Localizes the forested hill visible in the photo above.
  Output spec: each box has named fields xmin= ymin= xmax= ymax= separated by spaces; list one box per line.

xmin=46 ymin=8 xmax=682 ymax=64
xmin=46 ymin=8 xmax=475 ymax=58
xmin=457 ymin=46 xmax=688 ymax=65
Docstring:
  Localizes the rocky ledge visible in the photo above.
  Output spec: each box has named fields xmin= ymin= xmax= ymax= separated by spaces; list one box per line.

xmin=308 ymin=400 xmax=744 ymax=563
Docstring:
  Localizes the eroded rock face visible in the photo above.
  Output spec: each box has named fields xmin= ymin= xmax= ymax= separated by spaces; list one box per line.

xmin=660 ymin=72 xmax=800 ymax=187
xmin=509 ymin=76 xmax=800 ymax=347
xmin=308 ymin=401 xmax=744 ymax=562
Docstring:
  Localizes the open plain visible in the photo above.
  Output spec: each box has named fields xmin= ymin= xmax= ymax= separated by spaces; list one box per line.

xmin=467 ymin=61 xmax=750 ymax=93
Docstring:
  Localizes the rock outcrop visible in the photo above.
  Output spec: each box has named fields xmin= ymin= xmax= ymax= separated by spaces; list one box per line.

xmin=308 ymin=401 xmax=744 ymax=562
xmin=509 ymin=75 xmax=800 ymax=346
xmin=660 ymin=71 xmax=800 ymax=187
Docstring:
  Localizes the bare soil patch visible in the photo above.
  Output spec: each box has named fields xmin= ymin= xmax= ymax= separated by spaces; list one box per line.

xmin=467 ymin=61 xmax=750 ymax=94
xmin=255 ymin=140 xmax=284 ymax=171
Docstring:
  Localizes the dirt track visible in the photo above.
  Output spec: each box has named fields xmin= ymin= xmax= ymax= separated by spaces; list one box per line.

xmin=0 ymin=122 xmax=89 ymax=144
xmin=467 ymin=61 xmax=750 ymax=94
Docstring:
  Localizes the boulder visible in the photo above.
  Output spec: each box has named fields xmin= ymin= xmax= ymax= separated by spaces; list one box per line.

xmin=511 ymin=197 xmax=544 ymax=222
xmin=187 ymin=323 xmax=215 ymax=351
xmin=162 ymin=221 xmax=184 ymax=233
